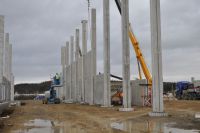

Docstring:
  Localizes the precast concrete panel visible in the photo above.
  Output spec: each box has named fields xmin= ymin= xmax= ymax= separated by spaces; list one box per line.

xmin=131 ymin=79 xmax=148 ymax=106
xmin=71 ymin=62 xmax=76 ymax=101
xmin=77 ymin=57 xmax=83 ymax=102
xmin=3 ymin=76 xmax=11 ymax=101
xmin=84 ymin=51 xmax=92 ymax=104
xmin=11 ymin=74 xmax=14 ymax=101
xmin=66 ymin=66 xmax=71 ymax=100
xmin=94 ymin=74 xmax=104 ymax=105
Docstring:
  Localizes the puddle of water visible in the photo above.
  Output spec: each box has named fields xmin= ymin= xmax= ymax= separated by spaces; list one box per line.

xmin=12 ymin=119 xmax=63 ymax=133
xmin=12 ymin=119 xmax=87 ymax=133
xmin=111 ymin=120 xmax=200 ymax=133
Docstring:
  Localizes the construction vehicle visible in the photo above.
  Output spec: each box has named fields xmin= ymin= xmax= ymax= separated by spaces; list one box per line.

xmin=175 ymin=81 xmax=200 ymax=100
xmin=110 ymin=74 xmax=123 ymax=105
xmin=42 ymin=75 xmax=61 ymax=104
xmin=114 ymin=0 xmax=152 ymax=106
xmin=111 ymin=89 xmax=123 ymax=105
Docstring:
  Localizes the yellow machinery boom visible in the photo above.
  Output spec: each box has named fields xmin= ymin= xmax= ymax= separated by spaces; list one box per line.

xmin=129 ymin=25 xmax=152 ymax=85
xmin=114 ymin=0 xmax=152 ymax=86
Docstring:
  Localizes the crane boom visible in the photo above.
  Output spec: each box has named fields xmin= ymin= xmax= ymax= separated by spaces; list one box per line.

xmin=115 ymin=0 xmax=152 ymax=85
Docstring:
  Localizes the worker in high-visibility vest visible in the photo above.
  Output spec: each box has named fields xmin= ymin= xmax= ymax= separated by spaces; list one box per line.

xmin=54 ymin=73 xmax=60 ymax=85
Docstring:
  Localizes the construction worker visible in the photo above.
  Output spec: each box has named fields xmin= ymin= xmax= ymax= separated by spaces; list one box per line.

xmin=54 ymin=73 xmax=60 ymax=85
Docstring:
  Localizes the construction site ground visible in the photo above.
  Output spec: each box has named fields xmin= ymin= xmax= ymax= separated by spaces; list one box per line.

xmin=0 ymin=100 xmax=200 ymax=133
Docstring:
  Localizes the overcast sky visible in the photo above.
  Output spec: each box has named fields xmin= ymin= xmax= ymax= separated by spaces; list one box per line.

xmin=0 ymin=0 xmax=200 ymax=84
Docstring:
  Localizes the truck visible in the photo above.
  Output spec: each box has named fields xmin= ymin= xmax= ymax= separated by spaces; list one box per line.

xmin=175 ymin=81 xmax=200 ymax=100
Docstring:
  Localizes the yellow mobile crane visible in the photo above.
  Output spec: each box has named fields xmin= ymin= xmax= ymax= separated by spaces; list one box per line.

xmin=115 ymin=0 xmax=152 ymax=86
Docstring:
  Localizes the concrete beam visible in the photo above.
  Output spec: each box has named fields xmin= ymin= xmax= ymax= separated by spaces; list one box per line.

xmin=121 ymin=0 xmax=132 ymax=109
xmin=81 ymin=20 xmax=87 ymax=102
xmin=149 ymin=0 xmax=166 ymax=116
xmin=103 ymin=0 xmax=111 ymax=107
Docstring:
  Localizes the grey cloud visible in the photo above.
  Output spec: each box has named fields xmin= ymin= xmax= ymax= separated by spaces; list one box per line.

xmin=0 ymin=0 xmax=199 ymax=83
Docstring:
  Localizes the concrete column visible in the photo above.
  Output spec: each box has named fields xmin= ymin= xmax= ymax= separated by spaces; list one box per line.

xmin=103 ymin=0 xmax=111 ymax=107
xmin=0 ymin=16 xmax=4 ymax=83
xmin=75 ymin=29 xmax=79 ymax=102
xmin=121 ymin=0 xmax=132 ymax=110
xmin=149 ymin=0 xmax=167 ymax=116
xmin=11 ymin=74 xmax=14 ymax=101
xmin=70 ymin=36 xmax=74 ymax=100
xmin=61 ymin=46 xmax=66 ymax=100
xmin=82 ymin=20 xmax=87 ymax=55
xmin=8 ymin=44 xmax=12 ymax=81
xmin=81 ymin=20 xmax=87 ymax=102
xmin=66 ymin=41 xmax=69 ymax=66
xmin=65 ymin=41 xmax=69 ymax=100
xmin=0 ymin=16 xmax=4 ymax=100
xmin=4 ymin=33 xmax=9 ymax=80
xmin=70 ymin=36 xmax=74 ymax=64
xmin=91 ymin=8 xmax=96 ymax=105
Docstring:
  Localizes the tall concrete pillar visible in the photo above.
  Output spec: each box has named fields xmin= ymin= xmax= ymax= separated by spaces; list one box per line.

xmin=66 ymin=41 xmax=69 ymax=66
xmin=91 ymin=8 xmax=96 ymax=105
xmin=70 ymin=36 xmax=74 ymax=100
xmin=11 ymin=74 xmax=14 ymax=101
xmin=61 ymin=46 xmax=66 ymax=100
xmin=75 ymin=29 xmax=79 ymax=102
xmin=4 ymin=33 xmax=9 ymax=80
xmin=0 ymin=16 xmax=4 ymax=101
xmin=82 ymin=20 xmax=87 ymax=55
xmin=81 ymin=20 xmax=87 ymax=102
xmin=0 ymin=16 xmax=4 ymax=84
xmin=70 ymin=36 xmax=74 ymax=64
xmin=149 ymin=0 xmax=167 ymax=116
xmin=120 ymin=0 xmax=132 ymax=111
xmin=103 ymin=0 xmax=111 ymax=107
xmin=8 ymin=44 xmax=12 ymax=81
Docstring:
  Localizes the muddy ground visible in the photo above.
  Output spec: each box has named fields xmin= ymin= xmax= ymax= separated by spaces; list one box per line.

xmin=0 ymin=100 xmax=200 ymax=133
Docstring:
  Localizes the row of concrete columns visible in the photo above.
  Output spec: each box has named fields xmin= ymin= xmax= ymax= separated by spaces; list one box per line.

xmin=60 ymin=9 xmax=96 ymax=104
xmin=60 ymin=0 xmax=165 ymax=115
xmin=0 ymin=15 xmax=14 ymax=101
